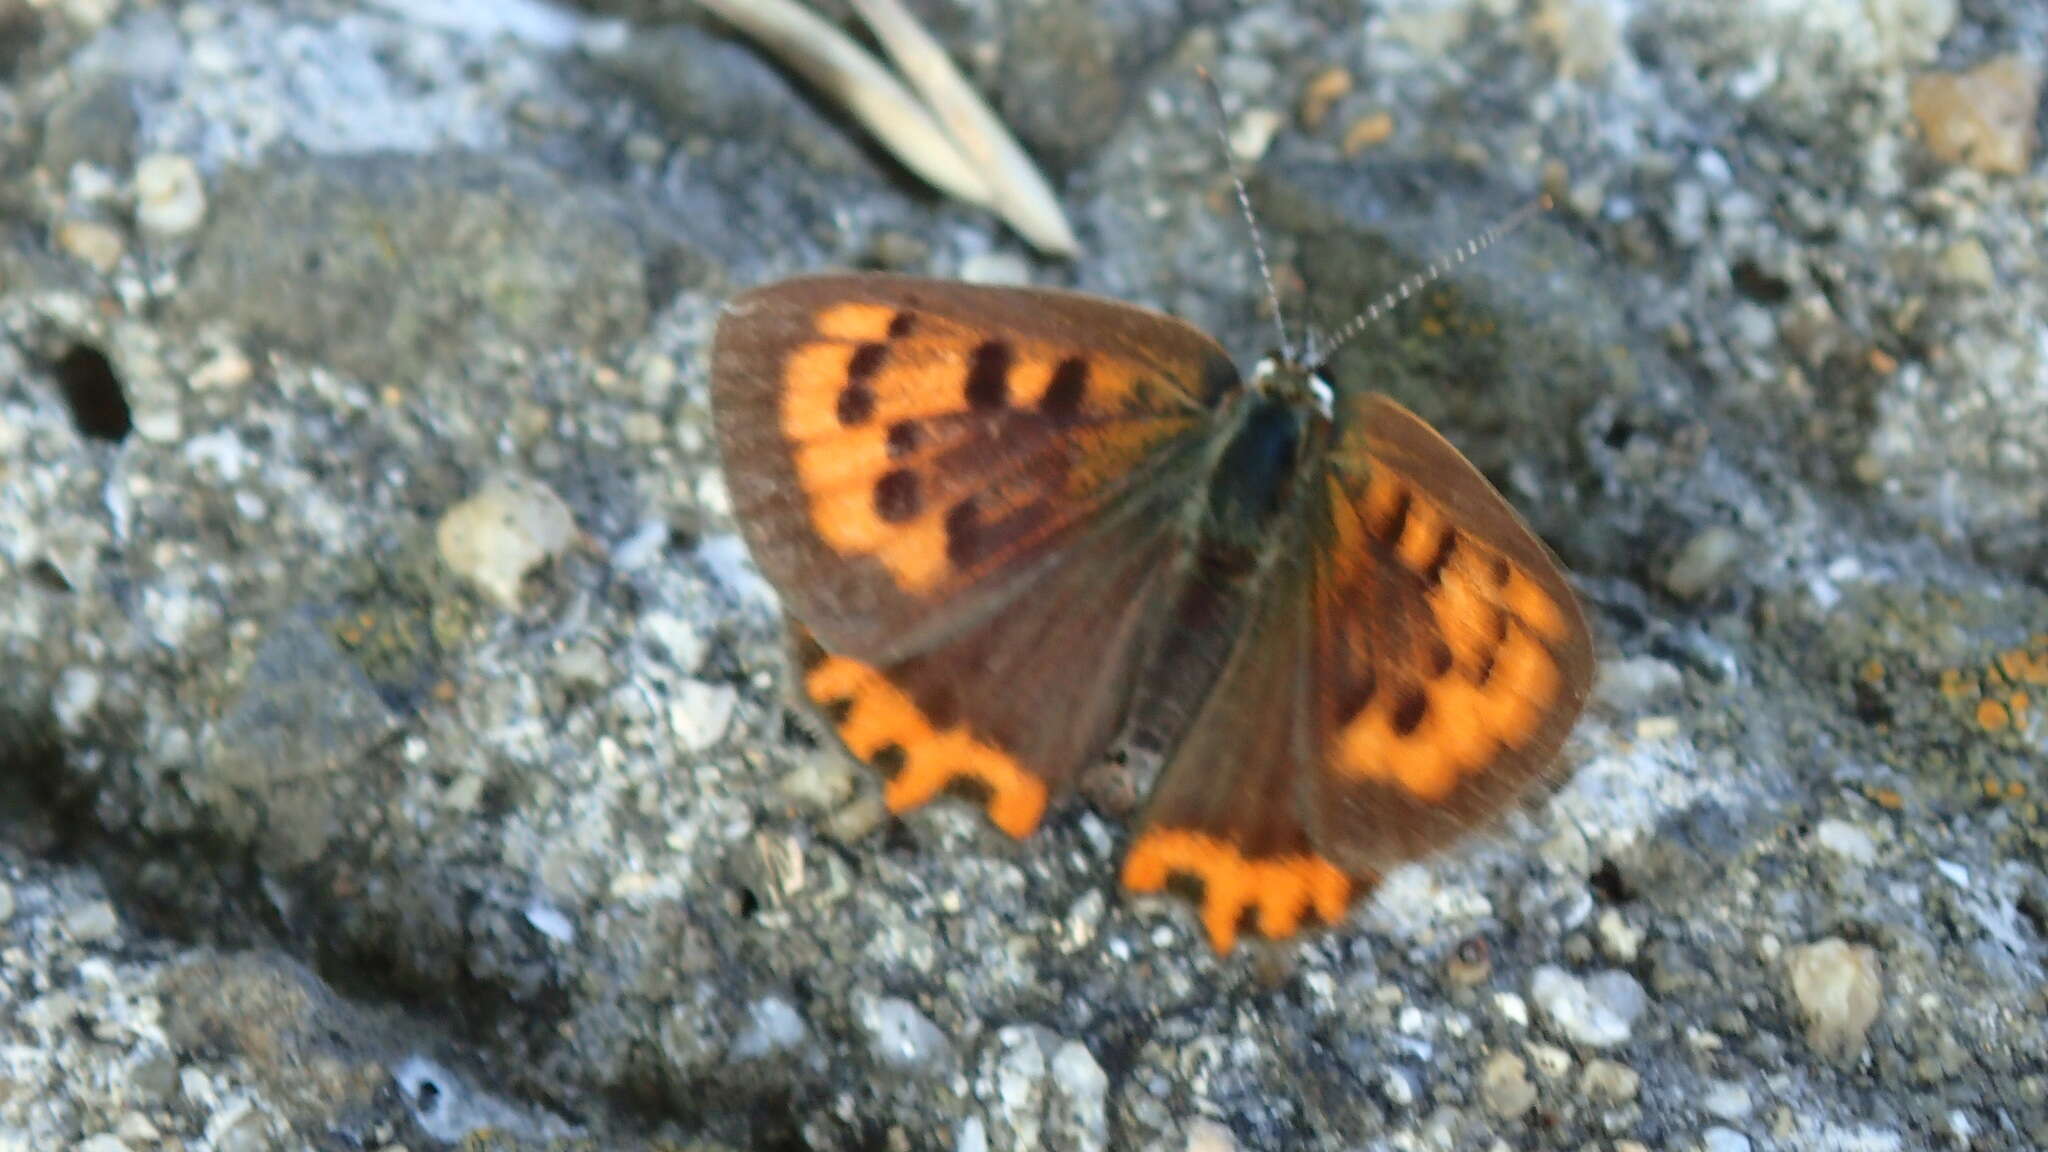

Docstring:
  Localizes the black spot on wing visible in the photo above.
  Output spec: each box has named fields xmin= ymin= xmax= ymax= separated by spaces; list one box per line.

xmin=1040 ymin=357 xmax=1088 ymax=425
xmin=965 ymin=341 xmax=1013 ymax=410
xmin=1391 ymin=687 xmax=1428 ymax=736
xmin=944 ymin=498 xmax=981 ymax=568
xmin=870 ymin=743 xmax=907 ymax=778
xmin=874 ymin=469 xmax=922 ymax=522
xmin=886 ymin=420 xmax=922 ymax=460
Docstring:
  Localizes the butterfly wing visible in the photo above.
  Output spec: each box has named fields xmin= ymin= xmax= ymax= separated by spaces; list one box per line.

xmin=713 ymin=274 xmax=1240 ymax=835
xmin=712 ymin=273 xmax=1236 ymax=662
xmin=1301 ymin=393 xmax=1594 ymax=875
xmin=1120 ymin=539 xmax=1375 ymax=954
xmin=1123 ymin=392 xmax=1592 ymax=952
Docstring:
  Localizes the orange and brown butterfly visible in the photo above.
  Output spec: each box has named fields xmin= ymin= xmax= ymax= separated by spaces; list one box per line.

xmin=709 ymin=168 xmax=1593 ymax=958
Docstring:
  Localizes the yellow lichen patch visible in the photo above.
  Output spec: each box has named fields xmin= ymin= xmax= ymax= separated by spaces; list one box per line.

xmin=1867 ymin=786 xmax=1905 ymax=811
xmin=804 ymin=653 xmax=1047 ymax=838
xmin=1939 ymin=667 xmax=1976 ymax=700
xmin=1999 ymin=646 xmax=2048 ymax=686
xmin=1938 ymin=633 xmax=2048 ymax=742
xmin=1121 ymin=828 xmax=1354 ymax=953
xmin=1859 ymin=658 xmax=1887 ymax=685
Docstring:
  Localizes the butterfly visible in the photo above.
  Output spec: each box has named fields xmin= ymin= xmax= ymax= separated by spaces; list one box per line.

xmin=709 ymin=205 xmax=1593 ymax=955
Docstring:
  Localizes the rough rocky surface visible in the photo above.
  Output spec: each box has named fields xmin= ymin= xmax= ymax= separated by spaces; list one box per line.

xmin=3 ymin=0 xmax=2044 ymax=1149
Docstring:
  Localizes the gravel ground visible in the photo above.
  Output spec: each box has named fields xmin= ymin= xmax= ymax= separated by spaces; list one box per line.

xmin=2 ymin=0 xmax=2043 ymax=1149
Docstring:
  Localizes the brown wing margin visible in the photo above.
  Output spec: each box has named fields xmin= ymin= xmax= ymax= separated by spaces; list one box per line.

xmin=1299 ymin=393 xmax=1595 ymax=877
xmin=711 ymin=273 xmax=1237 ymax=665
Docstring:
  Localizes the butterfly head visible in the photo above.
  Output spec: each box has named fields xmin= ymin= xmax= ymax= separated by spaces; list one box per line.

xmin=1250 ymin=354 xmax=1336 ymax=421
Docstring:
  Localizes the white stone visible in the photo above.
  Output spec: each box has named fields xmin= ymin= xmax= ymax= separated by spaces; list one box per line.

xmin=1787 ymin=937 xmax=1883 ymax=1059
xmin=1531 ymin=966 xmax=1646 ymax=1048
xmin=861 ymin=995 xmax=949 ymax=1069
xmin=436 ymin=475 xmax=577 ymax=609
xmin=134 ymin=154 xmax=207 ymax=237
xmin=1814 ymin=818 xmax=1877 ymax=866
xmin=668 ymin=679 xmax=737 ymax=752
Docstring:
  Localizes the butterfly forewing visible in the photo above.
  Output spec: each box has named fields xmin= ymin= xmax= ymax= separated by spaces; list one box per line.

xmin=711 ymin=274 xmax=1234 ymax=663
xmin=1299 ymin=393 xmax=1594 ymax=876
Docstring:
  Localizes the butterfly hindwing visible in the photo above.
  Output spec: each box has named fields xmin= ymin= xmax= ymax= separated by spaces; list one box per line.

xmin=711 ymin=273 xmax=1234 ymax=664
xmin=1300 ymin=393 xmax=1595 ymax=876
xmin=1121 ymin=542 xmax=1376 ymax=954
xmin=793 ymin=501 xmax=1184 ymax=838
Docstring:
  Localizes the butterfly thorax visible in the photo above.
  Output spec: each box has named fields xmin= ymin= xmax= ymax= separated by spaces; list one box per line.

xmin=1197 ymin=356 xmax=1333 ymax=559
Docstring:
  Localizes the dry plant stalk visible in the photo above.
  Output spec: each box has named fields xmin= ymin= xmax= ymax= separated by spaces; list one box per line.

xmin=693 ymin=0 xmax=1078 ymax=257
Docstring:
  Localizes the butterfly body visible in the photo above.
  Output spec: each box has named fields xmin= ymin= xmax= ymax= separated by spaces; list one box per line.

xmin=712 ymin=273 xmax=1592 ymax=953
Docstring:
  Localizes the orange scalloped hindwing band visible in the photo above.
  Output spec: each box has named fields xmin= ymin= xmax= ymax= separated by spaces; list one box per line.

xmin=797 ymin=638 xmax=1050 ymax=838
xmin=1122 ymin=829 xmax=1360 ymax=954
xmin=777 ymin=302 xmax=1190 ymax=597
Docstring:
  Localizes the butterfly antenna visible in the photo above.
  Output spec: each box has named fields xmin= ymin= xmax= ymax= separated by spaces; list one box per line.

xmin=1309 ymin=193 xmax=1552 ymax=371
xmin=1197 ymin=66 xmax=1293 ymax=362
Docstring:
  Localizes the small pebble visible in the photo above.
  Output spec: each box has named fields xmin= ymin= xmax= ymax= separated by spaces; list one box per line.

xmin=1480 ymin=1050 xmax=1537 ymax=1117
xmin=1298 ymin=66 xmax=1352 ymax=130
xmin=1531 ymin=965 xmax=1647 ymax=1048
xmin=1663 ymin=526 xmax=1745 ymax=600
xmin=63 ymin=899 xmax=121 ymax=943
xmin=133 ymin=153 xmax=208 ymax=237
xmin=1342 ymin=111 xmax=1396 ymax=156
xmin=1910 ymin=56 xmax=2041 ymax=175
xmin=1526 ymin=1042 xmax=1573 ymax=1079
xmin=640 ymin=612 xmax=708 ymax=672
xmin=1380 ymin=1067 xmax=1417 ymax=1108
xmin=668 ymin=679 xmax=737 ymax=752
xmin=436 ymin=475 xmax=577 ymax=610
xmin=52 ymin=667 xmax=101 ymax=734
xmin=1813 ymin=818 xmax=1877 ymax=866
xmin=1703 ymin=1080 xmax=1753 ymax=1119
xmin=1787 ymin=937 xmax=1884 ymax=1060
xmin=1580 ymin=1057 xmax=1640 ymax=1102
xmin=0 ymin=879 xmax=14 ymax=923
xmin=74 ymin=1137 xmax=135 ymax=1152
xmin=1935 ymin=238 xmax=1994 ymax=289
xmin=960 ymin=251 xmax=1030 ymax=286
xmin=56 ymin=220 xmax=126 ymax=272
xmin=730 ymin=996 xmax=807 ymax=1059
xmin=860 ymin=995 xmax=950 ymax=1070
xmin=1596 ymin=910 xmax=1644 ymax=963
xmin=1184 ymin=1119 xmax=1238 ymax=1152
xmin=1701 ymin=1127 xmax=1752 ymax=1152
xmin=1228 ymin=106 xmax=1285 ymax=163
xmin=1594 ymin=655 xmax=1686 ymax=712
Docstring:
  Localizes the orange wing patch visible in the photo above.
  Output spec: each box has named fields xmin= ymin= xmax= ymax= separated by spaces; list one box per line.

xmin=1321 ymin=475 xmax=1569 ymax=801
xmin=1122 ymin=829 xmax=1360 ymax=954
xmin=802 ymin=646 xmax=1049 ymax=838
xmin=777 ymin=303 xmax=1178 ymax=597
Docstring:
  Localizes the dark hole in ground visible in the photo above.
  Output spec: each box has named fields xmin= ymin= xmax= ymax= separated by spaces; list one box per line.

xmin=53 ymin=344 xmax=132 ymax=442
xmin=1590 ymin=857 xmax=1633 ymax=904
